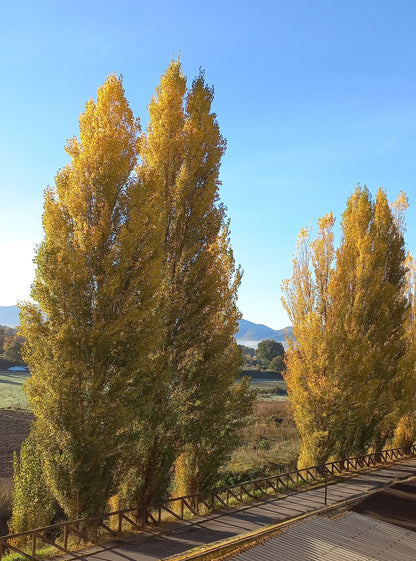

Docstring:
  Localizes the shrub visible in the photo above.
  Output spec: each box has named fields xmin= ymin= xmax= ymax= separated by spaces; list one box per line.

xmin=9 ymin=431 xmax=57 ymax=536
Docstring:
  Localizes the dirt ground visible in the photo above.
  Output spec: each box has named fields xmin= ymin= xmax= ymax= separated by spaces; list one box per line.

xmin=0 ymin=409 xmax=32 ymax=478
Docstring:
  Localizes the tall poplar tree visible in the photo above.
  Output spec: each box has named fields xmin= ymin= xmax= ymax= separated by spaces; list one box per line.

xmin=329 ymin=188 xmax=408 ymax=457
xmin=282 ymin=214 xmax=337 ymax=467
xmin=19 ymin=75 xmax=161 ymax=519
xmin=114 ymin=62 xmax=188 ymax=509
xmin=137 ymin=60 xmax=252 ymax=497
xmin=391 ymin=192 xmax=416 ymax=450
xmin=393 ymin=252 xmax=416 ymax=449
xmin=283 ymin=187 xmax=409 ymax=466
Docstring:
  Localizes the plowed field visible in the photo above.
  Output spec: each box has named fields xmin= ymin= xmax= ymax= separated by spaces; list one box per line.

xmin=0 ymin=409 xmax=32 ymax=478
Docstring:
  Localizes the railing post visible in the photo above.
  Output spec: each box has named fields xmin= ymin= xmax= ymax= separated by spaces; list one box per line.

xmin=181 ymin=498 xmax=184 ymax=519
xmin=64 ymin=524 xmax=68 ymax=551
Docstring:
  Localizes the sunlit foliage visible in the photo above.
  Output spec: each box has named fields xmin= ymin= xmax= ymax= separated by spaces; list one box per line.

xmin=282 ymin=187 xmax=411 ymax=466
xmin=15 ymin=62 xmax=252 ymax=523
xmin=19 ymin=75 xmax=161 ymax=518
xmin=138 ymin=60 xmax=253 ymax=497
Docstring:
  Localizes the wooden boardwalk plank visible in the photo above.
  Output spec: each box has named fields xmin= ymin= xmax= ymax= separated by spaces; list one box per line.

xmin=43 ymin=458 xmax=416 ymax=561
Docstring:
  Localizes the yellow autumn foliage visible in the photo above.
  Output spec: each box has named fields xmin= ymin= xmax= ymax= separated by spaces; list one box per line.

xmin=138 ymin=61 xmax=253 ymax=497
xmin=283 ymin=187 xmax=412 ymax=466
xmin=19 ymin=74 xmax=161 ymax=519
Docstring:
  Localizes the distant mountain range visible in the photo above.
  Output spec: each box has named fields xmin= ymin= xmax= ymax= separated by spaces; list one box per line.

xmin=0 ymin=306 xmax=293 ymax=349
xmin=236 ymin=319 xmax=293 ymax=349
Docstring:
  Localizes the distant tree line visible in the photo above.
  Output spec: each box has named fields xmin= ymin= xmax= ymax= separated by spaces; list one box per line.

xmin=0 ymin=326 xmax=25 ymax=363
xmin=239 ymin=339 xmax=285 ymax=373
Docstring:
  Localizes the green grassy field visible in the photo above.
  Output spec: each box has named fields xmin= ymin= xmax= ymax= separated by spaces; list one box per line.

xmin=0 ymin=370 xmax=287 ymax=409
xmin=0 ymin=370 xmax=29 ymax=409
xmin=250 ymin=378 xmax=287 ymax=400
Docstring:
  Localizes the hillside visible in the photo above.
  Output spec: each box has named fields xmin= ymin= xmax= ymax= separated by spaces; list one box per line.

xmin=0 ymin=307 xmax=293 ymax=348
xmin=237 ymin=319 xmax=293 ymax=348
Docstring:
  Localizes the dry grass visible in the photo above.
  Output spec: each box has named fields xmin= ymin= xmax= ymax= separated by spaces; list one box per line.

xmin=221 ymin=400 xmax=300 ymax=484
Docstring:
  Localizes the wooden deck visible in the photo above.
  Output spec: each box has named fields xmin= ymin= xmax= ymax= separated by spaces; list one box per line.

xmin=52 ymin=457 xmax=416 ymax=561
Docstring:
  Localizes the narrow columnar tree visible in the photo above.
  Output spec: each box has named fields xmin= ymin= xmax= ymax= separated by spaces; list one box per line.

xmin=18 ymin=75 xmax=161 ymax=519
xmin=329 ymin=188 xmax=408 ymax=457
xmin=138 ymin=60 xmax=252 ymax=497
xmin=283 ymin=187 xmax=409 ymax=466
xmin=115 ymin=61 xmax=188 ymax=509
xmin=393 ymin=249 xmax=416 ymax=449
xmin=393 ymin=193 xmax=416 ymax=448
xmin=390 ymin=194 xmax=416 ymax=449
xmin=282 ymin=213 xmax=336 ymax=467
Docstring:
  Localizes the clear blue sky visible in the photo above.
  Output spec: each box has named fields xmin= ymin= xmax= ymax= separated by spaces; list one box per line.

xmin=2 ymin=0 xmax=416 ymax=329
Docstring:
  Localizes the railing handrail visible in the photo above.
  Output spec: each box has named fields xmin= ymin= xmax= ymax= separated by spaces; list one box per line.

xmin=1 ymin=444 xmax=415 ymax=555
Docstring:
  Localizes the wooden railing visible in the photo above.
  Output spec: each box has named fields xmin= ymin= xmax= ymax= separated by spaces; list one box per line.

xmin=1 ymin=445 xmax=415 ymax=561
